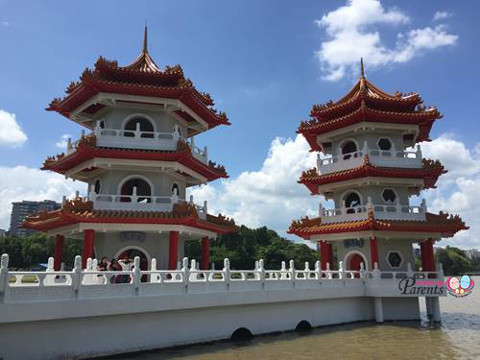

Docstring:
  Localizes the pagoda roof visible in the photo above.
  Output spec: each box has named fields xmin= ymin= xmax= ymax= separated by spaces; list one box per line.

xmin=298 ymin=69 xmax=441 ymax=150
xmin=42 ymin=135 xmax=228 ymax=182
xmin=299 ymin=156 xmax=446 ymax=194
xmin=288 ymin=210 xmax=468 ymax=239
xmin=23 ymin=197 xmax=237 ymax=234
xmin=48 ymin=27 xmax=229 ymax=130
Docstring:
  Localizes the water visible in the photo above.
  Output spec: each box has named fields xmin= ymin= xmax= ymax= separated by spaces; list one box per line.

xmin=114 ymin=277 xmax=480 ymax=360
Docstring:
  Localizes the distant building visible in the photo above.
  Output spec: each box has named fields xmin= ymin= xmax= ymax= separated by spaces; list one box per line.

xmin=9 ymin=200 xmax=61 ymax=237
xmin=465 ymin=249 xmax=480 ymax=260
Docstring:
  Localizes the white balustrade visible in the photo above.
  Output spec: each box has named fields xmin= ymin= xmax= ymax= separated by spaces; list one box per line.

xmin=88 ymin=190 xmax=208 ymax=215
xmin=64 ymin=124 xmax=208 ymax=164
xmin=0 ymin=254 xmax=445 ymax=303
xmin=319 ymin=199 xmax=427 ymax=223
xmin=317 ymin=144 xmax=423 ymax=174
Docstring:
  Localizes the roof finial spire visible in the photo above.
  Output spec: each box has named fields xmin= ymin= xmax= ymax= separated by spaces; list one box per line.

xmin=360 ymin=57 xmax=365 ymax=78
xmin=143 ymin=23 xmax=148 ymax=53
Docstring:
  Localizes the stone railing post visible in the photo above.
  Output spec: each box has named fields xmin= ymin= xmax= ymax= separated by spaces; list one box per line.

xmin=0 ymin=254 xmax=9 ymax=295
xmin=338 ymin=261 xmax=344 ymax=280
xmin=406 ymin=262 xmax=414 ymax=279
xmin=223 ymin=258 xmax=230 ymax=289
xmin=359 ymin=262 xmax=366 ymax=279
xmin=150 ymin=258 xmax=161 ymax=283
xmin=373 ymin=262 xmax=380 ymax=280
xmin=280 ymin=261 xmax=287 ymax=280
xmin=135 ymin=122 xmax=141 ymax=138
xmin=172 ymin=124 xmax=180 ymax=142
xmin=289 ymin=260 xmax=295 ymax=287
xmin=181 ymin=257 xmax=189 ymax=291
xmin=203 ymin=200 xmax=208 ymax=214
xmin=72 ymin=255 xmax=82 ymax=298
xmin=326 ymin=262 xmax=332 ymax=279
xmin=315 ymin=260 xmax=321 ymax=280
xmin=259 ymin=259 xmax=265 ymax=288
xmin=133 ymin=257 xmax=141 ymax=293
xmin=316 ymin=153 xmax=321 ymax=169
xmin=416 ymin=144 xmax=422 ymax=159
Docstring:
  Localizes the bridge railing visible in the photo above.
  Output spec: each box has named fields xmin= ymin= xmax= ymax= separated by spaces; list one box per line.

xmin=0 ymin=254 xmax=444 ymax=303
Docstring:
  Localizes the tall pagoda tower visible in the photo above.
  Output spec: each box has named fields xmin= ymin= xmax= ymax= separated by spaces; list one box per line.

xmin=24 ymin=28 xmax=236 ymax=270
xmin=289 ymin=62 xmax=467 ymax=276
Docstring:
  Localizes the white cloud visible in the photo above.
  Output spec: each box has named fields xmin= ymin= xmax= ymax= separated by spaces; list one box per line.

xmin=315 ymin=0 xmax=458 ymax=81
xmin=433 ymin=11 xmax=452 ymax=22
xmin=189 ymin=134 xmax=480 ymax=249
xmin=56 ymin=134 xmax=71 ymax=149
xmin=1 ymin=21 xmax=10 ymax=27
xmin=0 ymin=166 xmax=85 ymax=230
xmin=0 ymin=110 xmax=27 ymax=147
xmin=189 ymin=135 xmax=319 ymax=236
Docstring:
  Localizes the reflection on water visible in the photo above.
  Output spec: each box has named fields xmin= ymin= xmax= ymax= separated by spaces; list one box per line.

xmin=112 ymin=277 xmax=480 ymax=360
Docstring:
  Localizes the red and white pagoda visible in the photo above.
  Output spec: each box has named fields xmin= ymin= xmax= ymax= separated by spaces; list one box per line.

xmin=289 ymin=62 xmax=467 ymax=274
xmin=24 ymin=28 xmax=236 ymax=270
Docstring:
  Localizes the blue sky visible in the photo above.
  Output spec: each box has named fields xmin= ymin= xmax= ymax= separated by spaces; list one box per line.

xmin=0 ymin=0 xmax=479 ymax=248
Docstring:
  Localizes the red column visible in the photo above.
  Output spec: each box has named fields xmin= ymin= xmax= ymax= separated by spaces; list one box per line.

xmin=53 ymin=234 xmax=65 ymax=271
xmin=320 ymin=241 xmax=328 ymax=271
xmin=201 ymin=236 xmax=210 ymax=270
xmin=370 ymin=236 xmax=378 ymax=269
xmin=169 ymin=231 xmax=179 ymax=270
xmin=424 ymin=239 xmax=435 ymax=272
xmin=82 ymin=229 xmax=95 ymax=269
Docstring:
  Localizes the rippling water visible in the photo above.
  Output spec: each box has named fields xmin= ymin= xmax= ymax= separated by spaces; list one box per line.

xmin=116 ymin=277 xmax=480 ymax=360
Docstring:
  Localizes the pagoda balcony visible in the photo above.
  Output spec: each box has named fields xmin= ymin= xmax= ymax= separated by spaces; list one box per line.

xmin=319 ymin=199 xmax=427 ymax=224
xmin=87 ymin=192 xmax=208 ymax=219
xmin=66 ymin=124 xmax=208 ymax=164
xmin=317 ymin=144 xmax=422 ymax=175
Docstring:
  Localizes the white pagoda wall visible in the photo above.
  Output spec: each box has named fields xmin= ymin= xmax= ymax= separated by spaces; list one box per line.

xmin=335 ymin=237 xmax=416 ymax=272
xmin=330 ymin=185 xmax=411 ymax=206
xmin=329 ymin=131 xmax=406 ymax=157
xmin=93 ymin=107 xmax=189 ymax=138
xmin=94 ymin=232 xmax=185 ymax=269
xmin=88 ymin=169 xmax=187 ymax=200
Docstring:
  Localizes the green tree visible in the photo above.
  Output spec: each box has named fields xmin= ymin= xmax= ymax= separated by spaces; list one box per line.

xmin=436 ymin=246 xmax=472 ymax=275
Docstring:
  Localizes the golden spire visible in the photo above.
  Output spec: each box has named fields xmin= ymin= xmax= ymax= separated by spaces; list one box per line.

xmin=143 ymin=23 xmax=148 ymax=53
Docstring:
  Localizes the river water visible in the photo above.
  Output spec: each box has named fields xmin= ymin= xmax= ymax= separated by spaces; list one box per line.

xmin=119 ymin=277 xmax=480 ymax=360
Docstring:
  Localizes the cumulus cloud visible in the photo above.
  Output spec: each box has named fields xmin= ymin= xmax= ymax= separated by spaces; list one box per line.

xmin=189 ymin=135 xmax=320 ymax=236
xmin=189 ymin=134 xmax=479 ymax=249
xmin=0 ymin=110 xmax=27 ymax=147
xmin=0 ymin=166 xmax=85 ymax=230
xmin=315 ymin=0 xmax=458 ymax=81
xmin=56 ymin=134 xmax=71 ymax=149
xmin=433 ymin=11 xmax=452 ymax=22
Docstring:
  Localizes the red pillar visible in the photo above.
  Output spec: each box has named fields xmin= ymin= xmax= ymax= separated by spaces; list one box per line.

xmin=370 ymin=236 xmax=378 ymax=269
xmin=201 ymin=236 xmax=210 ymax=270
xmin=82 ymin=229 xmax=95 ymax=269
xmin=169 ymin=231 xmax=179 ymax=270
xmin=53 ymin=234 xmax=65 ymax=271
xmin=320 ymin=241 xmax=328 ymax=271
xmin=424 ymin=239 xmax=435 ymax=272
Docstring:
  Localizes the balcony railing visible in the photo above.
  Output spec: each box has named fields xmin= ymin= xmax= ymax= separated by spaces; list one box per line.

xmin=65 ymin=124 xmax=208 ymax=164
xmin=87 ymin=191 xmax=207 ymax=219
xmin=317 ymin=143 xmax=422 ymax=174
xmin=319 ymin=198 xmax=427 ymax=223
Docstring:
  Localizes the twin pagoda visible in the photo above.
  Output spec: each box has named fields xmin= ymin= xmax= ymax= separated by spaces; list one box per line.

xmin=24 ymin=29 xmax=236 ymax=270
xmin=289 ymin=63 xmax=467 ymax=275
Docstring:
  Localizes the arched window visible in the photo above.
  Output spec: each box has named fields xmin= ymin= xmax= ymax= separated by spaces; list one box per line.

xmin=341 ymin=141 xmax=357 ymax=160
xmin=94 ymin=179 xmax=101 ymax=195
xmin=124 ymin=116 xmax=154 ymax=138
xmin=120 ymin=177 xmax=152 ymax=203
xmin=171 ymin=183 xmax=179 ymax=196
xmin=382 ymin=189 xmax=397 ymax=204
xmin=343 ymin=192 xmax=361 ymax=214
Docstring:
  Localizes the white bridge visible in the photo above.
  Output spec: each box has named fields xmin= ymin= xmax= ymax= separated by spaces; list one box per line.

xmin=0 ymin=254 xmax=445 ymax=360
